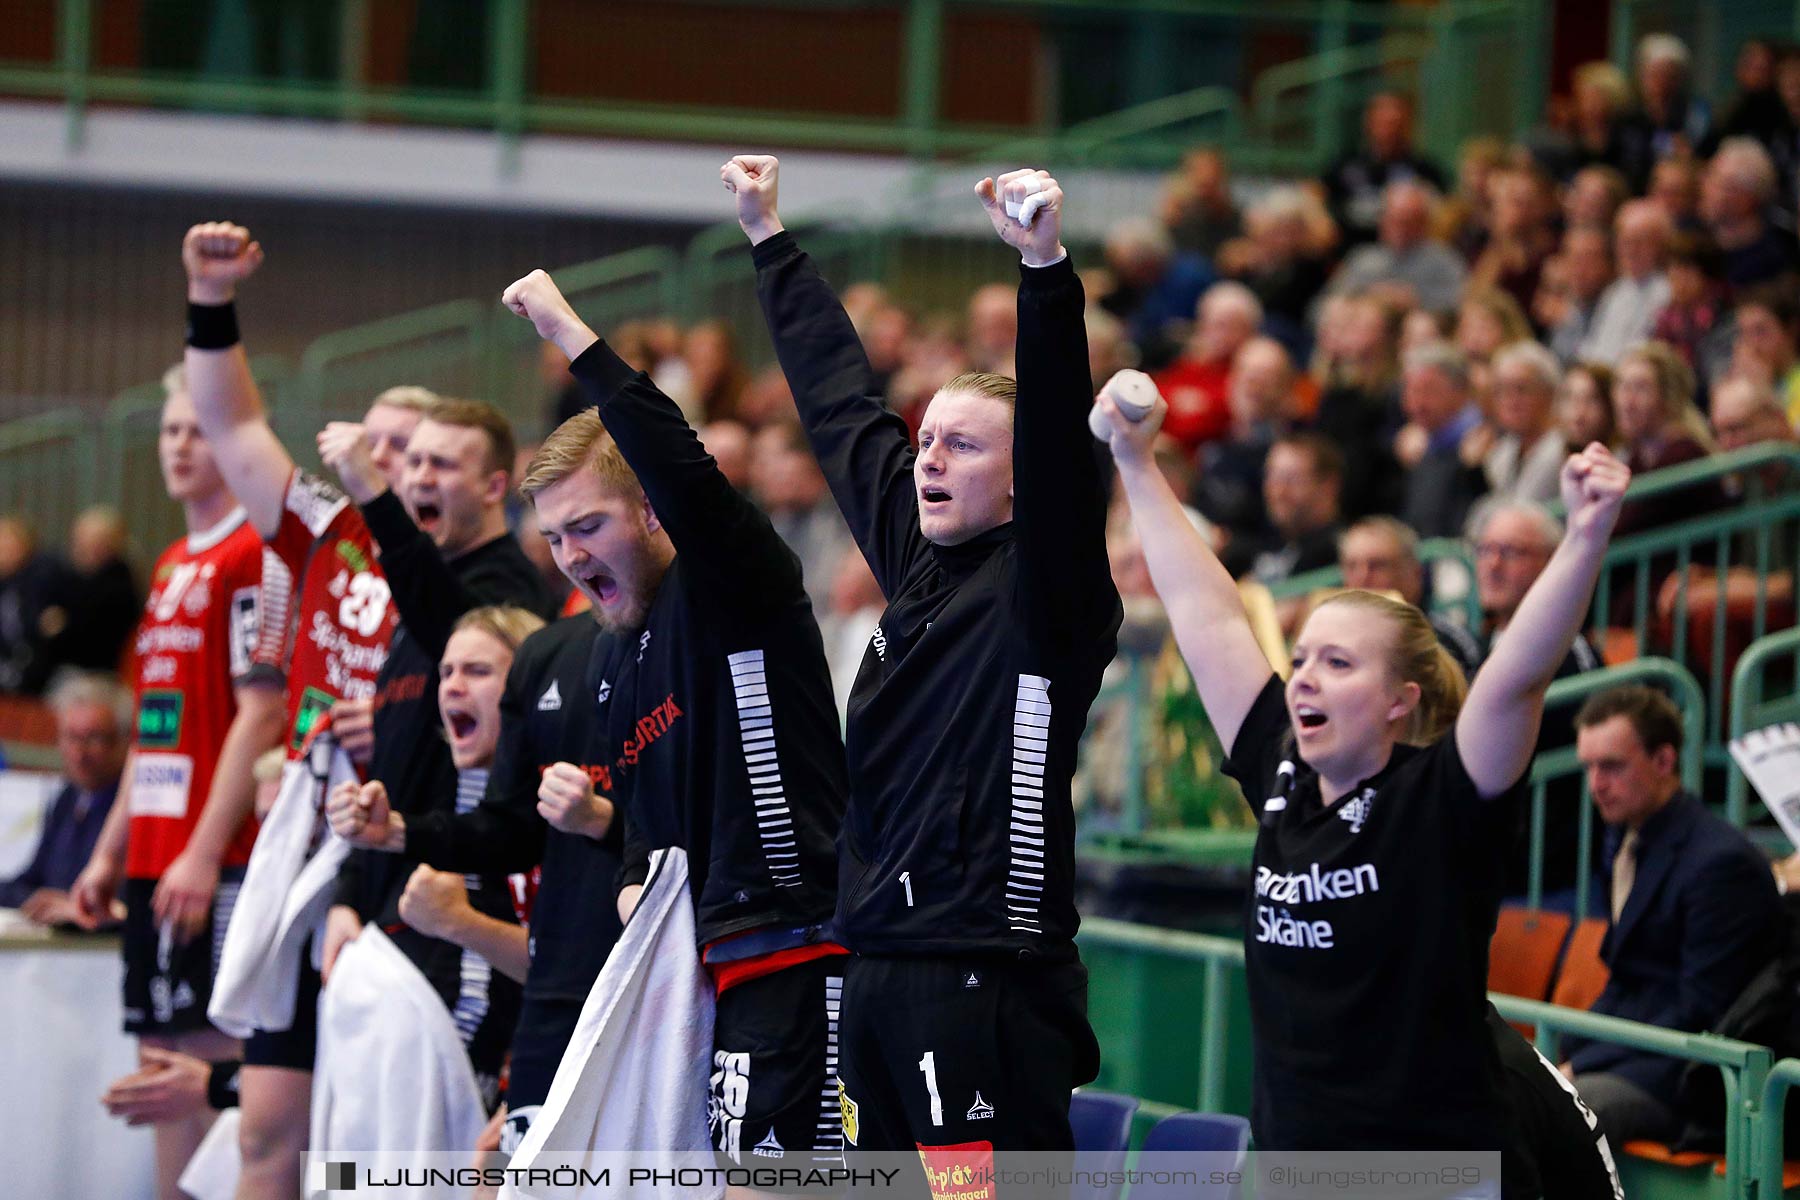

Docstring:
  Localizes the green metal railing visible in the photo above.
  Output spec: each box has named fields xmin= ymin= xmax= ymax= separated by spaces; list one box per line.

xmin=1729 ymin=627 xmax=1800 ymax=835
xmin=1077 ymin=915 xmax=1785 ymax=1198
xmin=3 ymin=0 xmax=1554 ymax=171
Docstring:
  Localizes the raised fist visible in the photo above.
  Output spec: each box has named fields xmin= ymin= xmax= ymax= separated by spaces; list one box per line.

xmin=721 ymin=155 xmax=784 ymax=244
xmin=1559 ymin=442 xmax=1632 ymax=541
xmin=182 ymin=222 xmax=264 ymax=304
xmin=501 ymin=269 xmax=597 ymax=360
xmin=316 ymin=422 xmax=386 ymax=505
xmin=536 ymin=761 xmax=614 ymax=839
xmin=975 ymin=169 xmax=1066 ymax=268
xmin=326 ymin=778 xmax=400 ymax=851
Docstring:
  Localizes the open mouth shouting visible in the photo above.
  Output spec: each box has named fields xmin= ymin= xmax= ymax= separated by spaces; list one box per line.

xmin=1293 ymin=704 xmax=1329 ymax=738
xmin=919 ymin=485 xmax=952 ymax=508
xmin=442 ymin=703 xmax=484 ymax=762
xmin=583 ymin=568 xmax=621 ymax=607
xmin=412 ymin=499 xmax=444 ymax=536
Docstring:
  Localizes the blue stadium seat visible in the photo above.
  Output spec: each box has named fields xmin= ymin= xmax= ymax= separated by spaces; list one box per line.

xmin=1129 ymin=1111 xmax=1251 ymax=1199
xmin=1069 ymin=1090 xmax=1139 ymax=1200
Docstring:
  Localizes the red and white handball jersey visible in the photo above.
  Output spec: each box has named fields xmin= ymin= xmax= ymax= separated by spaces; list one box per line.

xmin=126 ymin=509 xmax=287 ymax=879
xmin=266 ymin=470 xmax=396 ymax=758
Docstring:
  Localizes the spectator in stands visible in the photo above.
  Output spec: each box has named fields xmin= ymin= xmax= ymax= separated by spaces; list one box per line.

xmin=1470 ymin=501 xmax=1603 ymax=905
xmin=1085 ymin=306 xmax=1136 ymax=389
xmin=1436 ymin=136 xmax=1507 ymax=259
xmin=1577 ymin=199 xmax=1673 ymax=366
xmin=1630 ymin=34 xmax=1712 ymax=162
xmin=1216 ymin=186 xmax=1335 ymax=351
xmin=1099 ymin=217 xmax=1214 ymax=370
xmin=1558 ymin=362 xmax=1616 ymax=452
xmin=860 ymin=302 xmax=912 ymax=400
xmin=1771 ymin=47 xmax=1800 ymax=198
xmin=1648 ymin=156 xmax=1705 ymax=232
xmin=1563 ymin=685 xmax=1783 ymax=1146
xmin=735 ymin=363 xmax=799 ymax=429
xmin=1711 ymin=375 xmax=1798 ymax=459
xmin=1338 ymin=515 xmax=1482 ymax=675
xmin=1190 ymin=337 xmax=1298 ymax=541
xmin=697 ymin=419 xmax=752 ymax=492
xmin=1480 ymin=341 xmax=1568 ymax=505
xmin=0 ymin=516 xmax=68 ymax=696
xmin=1398 ymin=342 xmax=1488 ymax=538
xmin=1612 ymin=341 xmax=1725 ymax=540
xmin=1220 ymin=432 xmax=1343 ymax=596
xmin=1707 ymin=38 xmax=1787 ymax=155
xmin=965 ymin=281 xmax=1018 ymax=375
xmin=1701 ymin=137 xmax=1800 ymax=293
xmin=683 ymin=320 xmax=747 ymax=425
xmin=1311 ymin=295 xmax=1403 ymax=519
xmin=1457 ymin=287 xmax=1533 ymax=380
xmin=1469 ymin=165 xmax=1558 ymax=316
xmin=31 ymin=506 xmax=140 ymax=681
xmin=1651 ymin=232 xmax=1726 ymax=371
xmin=1724 ymin=290 xmax=1800 ymax=423
xmin=1547 ymin=62 xmax=1653 ymax=189
xmin=1326 ymin=180 xmax=1468 ymax=316
xmin=1544 ymin=225 xmax=1617 ymax=364
xmin=750 ymin=419 xmax=853 ymax=617
xmin=1160 ymin=146 xmax=1242 ymax=259
xmin=1151 ymin=281 xmax=1262 ymax=453
xmin=0 ymin=671 xmax=128 ymax=923
xmin=1563 ymin=164 xmax=1632 ymax=234
xmin=1324 ymin=92 xmax=1447 ymax=247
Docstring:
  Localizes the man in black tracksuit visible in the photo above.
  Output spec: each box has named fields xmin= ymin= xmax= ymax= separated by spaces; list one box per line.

xmin=503 ymin=267 xmax=848 ymax=1170
xmin=318 ymin=403 xmax=558 ymax=1090
xmin=725 ymin=156 xmax=1122 ymax=1155
xmin=331 ymin=611 xmax=624 ymax=1151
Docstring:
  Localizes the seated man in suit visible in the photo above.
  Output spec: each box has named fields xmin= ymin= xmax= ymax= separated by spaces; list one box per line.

xmin=1 ymin=671 xmax=129 ymax=924
xmin=1561 ymin=685 xmax=1784 ymax=1145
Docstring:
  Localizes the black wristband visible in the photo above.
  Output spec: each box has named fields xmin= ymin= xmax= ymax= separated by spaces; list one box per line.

xmin=206 ymin=1059 xmax=242 ymax=1111
xmin=186 ymin=302 xmax=241 ymax=350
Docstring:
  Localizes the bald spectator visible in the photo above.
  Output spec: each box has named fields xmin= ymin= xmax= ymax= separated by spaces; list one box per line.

xmin=1578 ymin=199 xmax=1673 ymax=365
xmin=750 ymin=420 xmax=853 ymax=617
xmin=1 ymin=672 xmax=128 ymax=924
xmin=1326 ymin=180 xmax=1468 ymax=315
xmin=1324 ymin=92 xmax=1447 ymax=246
xmin=965 ymin=282 xmax=1017 ymax=375
xmin=1338 ymin=516 xmax=1482 ymax=675
xmin=1484 ymin=341 xmax=1569 ymax=504
xmin=1398 ymin=343 xmax=1488 ymax=538
xmin=698 ymin=419 xmax=753 ymax=491
xmin=1702 ymin=137 xmax=1800 ymax=292
xmin=43 ymin=506 xmax=141 ymax=678
xmin=1151 ymin=281 xmax=1263 ymax=452
xmin=1547 ymin=225 xmax=1617 ymax=363
xmin=1190 ymin=336 xmax=1298 ymax=541
xmin=1470 ymin=502 xmax=1604 ymax=906
xmin=1099 ymin=217 xmax=1214 ymax=369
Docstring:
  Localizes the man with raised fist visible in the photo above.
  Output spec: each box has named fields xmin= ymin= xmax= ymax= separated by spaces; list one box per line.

xmin=725 ymin=155 xmax=1121 ymax=1156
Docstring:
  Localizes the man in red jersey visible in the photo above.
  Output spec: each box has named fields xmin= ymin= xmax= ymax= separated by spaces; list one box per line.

xmin=177 ymin=227 xmax=419 ymax=1200
xmin=72 ymin=369 xmax=287 ymax=1200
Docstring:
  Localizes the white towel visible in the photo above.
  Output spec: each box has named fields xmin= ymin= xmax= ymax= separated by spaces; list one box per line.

xmin=502 ymin=847 xmax=717 ymax=1200
xmin=208 ymin=733 xmax=354 ymax=1038
xmin=311 ymin=925 xmax=487 ymax=1192
xmin=176 ymin=1109 xmax=242 ymax=1200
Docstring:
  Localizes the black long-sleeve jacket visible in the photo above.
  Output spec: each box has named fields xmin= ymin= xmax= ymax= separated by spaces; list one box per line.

xmin=569 ymin=341 xmax=844 ymax=950
xmin=404 ymin=614 xmax=626 ymax=1005
xmin=335 ymin=492 xmax=556 ymax=976
xmin=752 ymin=232 xmax=1122 ymax=959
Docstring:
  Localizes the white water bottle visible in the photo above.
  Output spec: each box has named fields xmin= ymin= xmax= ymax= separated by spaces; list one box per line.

xmin=1089 ymin=369 xmax=1162 ymax=441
